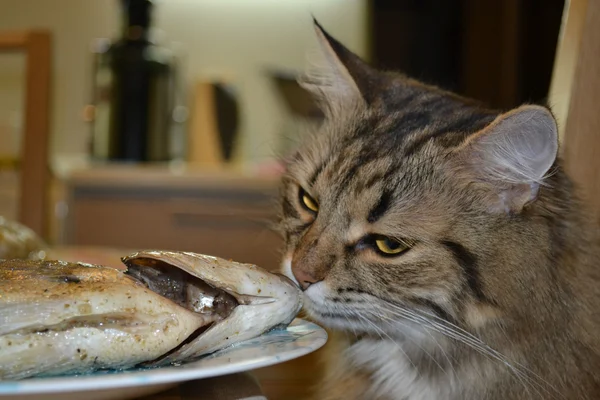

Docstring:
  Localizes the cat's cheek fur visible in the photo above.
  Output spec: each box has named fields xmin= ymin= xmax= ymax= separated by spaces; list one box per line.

xmin=464 ymin=302 xmax=503 ymax=329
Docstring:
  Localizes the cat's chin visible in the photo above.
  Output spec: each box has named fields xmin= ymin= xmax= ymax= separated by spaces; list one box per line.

xmin=303 ymin=305 xmax=370 ymax=333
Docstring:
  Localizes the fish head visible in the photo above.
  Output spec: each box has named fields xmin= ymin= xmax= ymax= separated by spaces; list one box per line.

xmin=121 ymin=250 xmax=303 ymax=365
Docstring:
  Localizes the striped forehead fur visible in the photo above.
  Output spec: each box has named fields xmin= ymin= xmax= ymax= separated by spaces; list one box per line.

xmin=289 ymin=84 xmax=499 ymax=198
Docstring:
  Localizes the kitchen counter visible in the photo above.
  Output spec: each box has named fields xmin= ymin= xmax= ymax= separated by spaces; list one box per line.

xmin=55 ymin=162 xmax=284 ymax=271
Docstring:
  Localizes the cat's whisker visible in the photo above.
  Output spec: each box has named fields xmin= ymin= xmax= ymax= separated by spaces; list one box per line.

xmin=330 ymin=302 xmax=363 ymax=340
xmin=400 ymin=314 xmax=458 ymax=378
xmin=421 ymin=324 xmax=540 ymax=399
xmin=354 ymin=312 xmax=420 ymax=373
xmin=422 ymin=328 xmax=457 ymax=378
xmin=378 ymin=301 xmax=563 ymax=400
xmin=370 ymin=303 xmax=524 ymax=384
xmin=342 ymin=314 xmax=360 ymax=341
xmin=361 ymin=304 xmax=538 ymax=396
xmin=379 ymin=304 xmax=500 ymax=361
xmin=404 ymin=307 xmax=563 ymax=400
xmin=362 ymin=308 xmax=452 ymax=378
xmin=382 ymin=301 xmax=511 ymax=360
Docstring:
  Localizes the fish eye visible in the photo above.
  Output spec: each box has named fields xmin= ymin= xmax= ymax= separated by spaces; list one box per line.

xmin=299 ymin=187 xmax=319 ymax=213
xmin=373 ymin=235 xmax=411 ymax=256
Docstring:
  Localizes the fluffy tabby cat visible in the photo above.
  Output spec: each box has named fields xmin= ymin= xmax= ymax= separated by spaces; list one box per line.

xmin=278 ymin=20 xmax=600 ymax=400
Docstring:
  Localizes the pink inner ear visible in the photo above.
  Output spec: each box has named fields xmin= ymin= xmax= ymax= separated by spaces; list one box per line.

xmin=459 ymin=105 xmax=557 ymax=214
xmin=469 ymin=105 xmax=558 ymax=187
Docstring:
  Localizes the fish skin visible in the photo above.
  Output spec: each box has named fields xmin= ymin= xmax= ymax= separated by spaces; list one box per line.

xmin=121 ymin=251 xmax=303 ymax=365
xmin=0 ymin=253 xmax=302 ymax=380
xmin=0 ymin=259 xmax=207 ymax=380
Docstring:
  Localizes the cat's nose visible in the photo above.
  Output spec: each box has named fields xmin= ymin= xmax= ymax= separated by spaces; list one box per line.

xmin=293 ymin=268 xmax=323 ymax=290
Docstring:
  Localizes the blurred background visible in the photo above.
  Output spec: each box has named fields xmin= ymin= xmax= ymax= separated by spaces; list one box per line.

xmin=0 ymin=0 xmax=568 ymax=257
xmin=2 ymin=0 xmax=599 ymax=398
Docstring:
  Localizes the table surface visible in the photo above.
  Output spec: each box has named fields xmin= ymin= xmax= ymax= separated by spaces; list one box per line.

xmin=137 ymin=372 xmax=267 ymax=400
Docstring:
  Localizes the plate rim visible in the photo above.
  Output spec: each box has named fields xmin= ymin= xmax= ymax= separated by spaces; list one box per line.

xmin=0 ymin=318 xmax=327 ymax=395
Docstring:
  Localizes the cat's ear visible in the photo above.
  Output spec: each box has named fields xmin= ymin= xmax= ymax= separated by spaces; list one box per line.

xmin=458 ymin=105 xmax=558 ymax=213
xmin=300 ymin=19 xmax=377 ymax=111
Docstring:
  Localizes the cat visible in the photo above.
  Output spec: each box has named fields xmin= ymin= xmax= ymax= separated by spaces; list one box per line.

xmin=277 ymin=19 xmax=600 ymax=400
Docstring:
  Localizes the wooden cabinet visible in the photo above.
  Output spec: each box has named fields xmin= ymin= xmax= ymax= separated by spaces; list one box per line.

xmin=60 ymin=166 xmax=284 ymax=271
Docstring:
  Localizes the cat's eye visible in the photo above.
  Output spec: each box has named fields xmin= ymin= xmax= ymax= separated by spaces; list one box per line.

xmin=299 ymin=187 xmax=319 ymax=213
xmin=374 ymin=236 xmax=410 ymax=256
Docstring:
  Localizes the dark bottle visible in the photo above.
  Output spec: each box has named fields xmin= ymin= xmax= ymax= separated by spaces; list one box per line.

xmin=89 ymin=0 xmax=177 ymax=162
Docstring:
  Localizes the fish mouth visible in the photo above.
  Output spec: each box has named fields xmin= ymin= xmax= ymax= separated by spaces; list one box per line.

xmin=121 ymin=251 xmax=302 ymax=365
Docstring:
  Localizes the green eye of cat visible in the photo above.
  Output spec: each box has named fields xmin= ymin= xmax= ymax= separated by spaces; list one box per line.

xmin=374 ymin=236 xmax=409 ymax=256
xmin=299 ymin=188 xmax=319 ymax=213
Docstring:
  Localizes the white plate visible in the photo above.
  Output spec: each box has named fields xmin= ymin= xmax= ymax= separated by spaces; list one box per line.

xmin=0 ymin=318 xmax=327 ymax=400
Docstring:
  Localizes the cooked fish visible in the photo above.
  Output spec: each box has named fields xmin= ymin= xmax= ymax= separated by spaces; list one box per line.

xmin=0 ymin=251 xmax=302 ymax=380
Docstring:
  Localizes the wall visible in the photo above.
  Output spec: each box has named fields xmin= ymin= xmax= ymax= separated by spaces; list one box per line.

xmin=0 ymin=0 xmax=368 ymax=167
